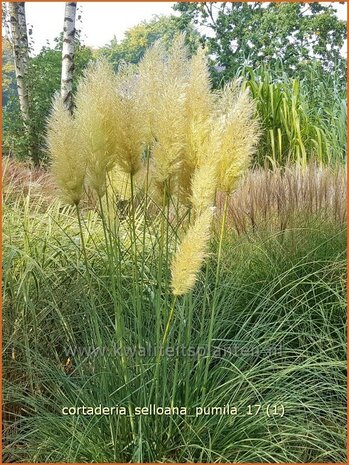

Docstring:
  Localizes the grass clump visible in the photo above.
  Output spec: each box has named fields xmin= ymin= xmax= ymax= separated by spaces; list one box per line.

xmin=3 ymin=192 xmax=346 ymax=461
xmin=2 ymin=37 xmax=346 ymax=463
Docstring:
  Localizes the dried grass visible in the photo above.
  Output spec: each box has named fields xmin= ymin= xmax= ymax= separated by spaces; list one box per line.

xmin=4 ymin=159 xmax=346 ymax=235
xmin=218 ymin=163 xmax=347 ymax=235
xmin=2 ymin=158 xmax=56 ymax=204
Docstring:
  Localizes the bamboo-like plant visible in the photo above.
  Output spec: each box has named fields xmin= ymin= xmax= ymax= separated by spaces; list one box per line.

xmin=239 ymin=65 xmax=346 ymax=166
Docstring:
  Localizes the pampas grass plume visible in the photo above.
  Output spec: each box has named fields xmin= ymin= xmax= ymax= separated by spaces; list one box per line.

xmin=47 ymin=96 xmax=85 ymax=205
xmin=113 ymin=64 xmax=144 ymax=175
xmin=75 ymin=60 xmax=144 ymax=198
xmin=216 ymin=82 xmax=260 ymax=193
xmin=137 ymin=40 xmax=167 ymax=144
xmin=178 ymin=47 xmax=213 ymax=204
xmin=75 ymin=60 xmax=120 ymax=197
xmin=137 ymin=36 xmax=188 ymax=197
xmin=171 ymin=207 xmax=213 ymax=296
xmin=190 ymin=161 xmax=217 ymax=214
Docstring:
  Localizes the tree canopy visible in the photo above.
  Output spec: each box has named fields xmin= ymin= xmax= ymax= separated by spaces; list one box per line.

xmin=99 ymin=15 xmax=201 ymax=67
xmin=173 ymin=2 xmax=347 ymax=84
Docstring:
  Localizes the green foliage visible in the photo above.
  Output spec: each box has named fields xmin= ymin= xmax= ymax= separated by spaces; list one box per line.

xmin=174 ymin=2 xmax=347 ymax=86
xmin=98 ymin=15 xmax=201 ymax=68
xmin=238 ymin=62 xmax=347 ymax=166
xmin=3 ymin=179 xmax=346 ymax=461
xmin=2 ymin=39 xmax=93 ymax=163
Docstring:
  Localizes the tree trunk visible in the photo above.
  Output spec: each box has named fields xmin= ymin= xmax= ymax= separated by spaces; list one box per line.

xmin=61 ymin=2 xmax=77 ymax=112
xmin=8 ymin=1 xmax=39 ymax=165
xmin=8 ymin=1 xmax=29 ymax=122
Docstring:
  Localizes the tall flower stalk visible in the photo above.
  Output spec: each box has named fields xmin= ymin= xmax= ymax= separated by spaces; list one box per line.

xmin=47 ymin=36 xmax=260 ymax=437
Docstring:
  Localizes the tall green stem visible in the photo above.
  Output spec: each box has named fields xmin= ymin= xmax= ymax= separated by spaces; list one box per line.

xmin=98 ymin=195 xmax=136 ymax=441
xmin=76 ymin=204 xmax=102 ymax=346
xmin=130 ymin=173 xmax=143 ymax=351
xmin=149 ymin=296 xmax=177 ymax=401
xmin=202 ymin=194 xmax=229 ymax=397
xmin=184 ymin=293 xmax=194 ymax=405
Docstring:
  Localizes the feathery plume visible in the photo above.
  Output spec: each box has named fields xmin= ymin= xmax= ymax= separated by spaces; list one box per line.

xmin=75 ymin=60 xmax=144 ymax=197
xmin=178 ymin=47 xmax=214 ymax=204
xmin=47 ymin=96 xmax=85 ymax=205
xmin=216 ymin=82 xmax=260 ymax=193
xmin=171 ymin=207 xmax=213 ymax=296
xmin=151 ymin=81 xmax=186 ymax=183
xmin=137 ymin=36 xmax=189 ymax=200
xmin=185 ymin=46 xmax=213 ymax=126
xmin=113 ymin=64 xmax=144 ymax=175
xmin=137 ymin=41 xmax=167 ymax=144
xmin=75 ymin=59 xmax=120 ymax=197
xmin=191 ymin=160 xmax=218 ymax=214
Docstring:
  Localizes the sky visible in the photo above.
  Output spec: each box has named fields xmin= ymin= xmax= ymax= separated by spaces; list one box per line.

xmin=25 ymin=2 xmax=176 ymax=54
xmin=17 ymin=2 xmax=348 ymax=55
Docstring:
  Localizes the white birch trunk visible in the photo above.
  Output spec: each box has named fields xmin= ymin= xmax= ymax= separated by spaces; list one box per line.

xmin=61 ymin=2 xmax=77 ymax=112
xmin=8 ymin=1 xmax=29 ymax=122
xmin=17 ymin=2 xmax=29 ymax=69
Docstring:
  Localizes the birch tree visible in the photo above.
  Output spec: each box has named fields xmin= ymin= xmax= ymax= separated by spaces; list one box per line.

xmin=61 ymin=2 xmax=77 ymax=112
xmin=8 ymin=1 xmax=30 ymax=122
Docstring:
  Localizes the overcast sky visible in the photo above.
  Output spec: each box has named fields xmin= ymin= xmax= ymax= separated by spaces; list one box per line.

xmin=25 ymin=2 xmax=176 ymax=53
xmin=20 ymin=2 xmax=347 ymax=55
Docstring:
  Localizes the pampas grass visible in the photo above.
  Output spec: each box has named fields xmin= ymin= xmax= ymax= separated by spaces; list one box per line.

xmin=74 ymin=60 xmax=120 ymax=197
xmin=46 ymin=36 xmax=260 ymax=299
xmin=18 ymin=37 xmax=269 ymax=461
xmin=190 ymin=161 xmax=217 ymax=214
xmin=48 ymin=37 xmax=259 ymax=214
xmin=216 ymin=83 xmax=260 ymax=193
xmin=46 ymin=97 xmax=85 ymax=205
xmin=112 ymin=64 xmax=144 ymax=175
xmin=171 ymin=207 xmax=214 ymax=295
xmin=3 ymin=175 xmax=346 ymax=462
